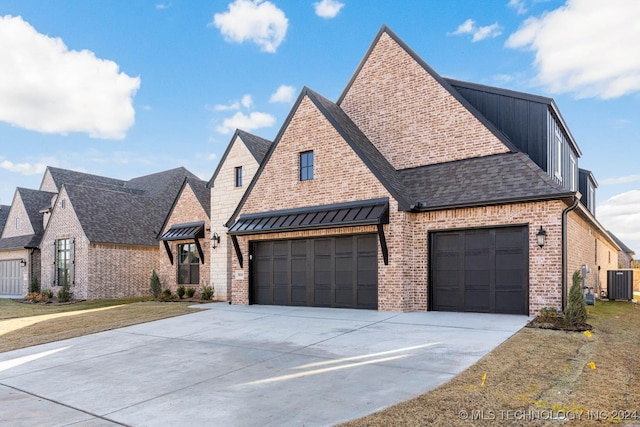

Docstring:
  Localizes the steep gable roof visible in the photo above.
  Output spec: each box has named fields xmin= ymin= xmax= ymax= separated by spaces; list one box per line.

xmin=226 ymin=87 xmax=413 ymax=226
xmin=0 ymin=188 xmax=56 ymax=249
xmin=401 ymin=152 xmax=574 ymax=211
xmin=157 ymin=177 xmax=211 ymax=239
xmin=0 ymin=205 xmax=9 ymax=236
xmin=337 ymin=25 xmax=518 ymax=155
xmin=42 ymin=166 xmax=127 ymax=193
xmin=608 ymin=231 xmax=635 ymax=256
xmin=207 ymin=129 xmax=272 ymax=187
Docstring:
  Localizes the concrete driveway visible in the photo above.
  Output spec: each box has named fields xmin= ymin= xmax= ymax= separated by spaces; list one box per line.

xmin=0 ymin=303 xmax=529 ymax=426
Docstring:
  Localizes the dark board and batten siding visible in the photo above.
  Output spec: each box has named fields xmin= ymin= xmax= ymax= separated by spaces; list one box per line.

xmin=547 ymin=111 xmax=578 ymax=192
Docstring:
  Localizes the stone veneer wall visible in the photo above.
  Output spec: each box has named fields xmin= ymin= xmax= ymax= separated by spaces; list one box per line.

xmin=339 ymin=31 xmax=510 ymax=170
xmin=158 ymin=184 xmax=210 ymax=294
xmin=210 ymin=135 xmax=262 ymax=301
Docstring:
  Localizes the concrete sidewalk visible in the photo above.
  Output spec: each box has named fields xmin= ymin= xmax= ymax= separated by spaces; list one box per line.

xmin=0 ymin=304 xmax=529 ymax=426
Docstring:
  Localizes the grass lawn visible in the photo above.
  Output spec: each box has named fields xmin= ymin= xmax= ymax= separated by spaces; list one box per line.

xmin=0 ymin=298 xmax=198 ymax=353
xmin=341 ymin=300 xmax=640 ymax=427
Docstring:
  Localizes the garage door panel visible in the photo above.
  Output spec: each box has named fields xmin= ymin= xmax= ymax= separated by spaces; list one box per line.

xmin=431 ymin=226 xmax=528 ymax=315
xmin=0 ymin=260 xmax=22 ymax=296
xmin=252 ymin=235 xmax=377 ymax=310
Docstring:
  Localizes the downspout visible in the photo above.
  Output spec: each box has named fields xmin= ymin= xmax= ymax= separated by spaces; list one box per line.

xmin=561 ymin=194 xmax=581 ymax=310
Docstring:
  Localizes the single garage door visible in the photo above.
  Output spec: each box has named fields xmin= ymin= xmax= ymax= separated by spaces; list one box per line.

xmin=251 ymin=234 xmax=377 ymax=309
xmin=431 ymin=226 xmax=528 ymax=314
xmin=0 ymin=260 xmax=22 ymax=297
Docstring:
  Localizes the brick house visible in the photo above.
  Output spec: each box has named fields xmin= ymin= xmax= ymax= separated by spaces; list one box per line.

xmin=0 ymin=188 xmax=55 ymax=297
xmin=608 ymin=231 xmax=635 ymax=269
xmin=224 ymin=26 xmax=618 ymax=316
xmin=39 ymin=166 xmax=199 ymax=299
xmin=208 ymin=129 xmax=271 ymax=301
xmin=157 ymin=178 xmax=211 ymax=294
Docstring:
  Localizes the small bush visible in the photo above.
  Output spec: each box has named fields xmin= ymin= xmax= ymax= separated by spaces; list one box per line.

xmin=29 ymin=277 xmax=41 ymax=294
xmin=200 ymin=285 xmax=213 ymax=301
xmin=162 ymin=288 xmax=173 ymax=299
xmin=45 ymin=289 xmax=54 ymax=299
xmin=177 ymin=285 xmax=186 ymax=299
xmin=186 ymin=287 xmax=196 ymax=298
xmin=57 ymin=283 xmax=73 ymax=303
xmin=150 ymin=269 xmax=161 ymax=299
xmin=25 ymin=292 xmax=49 ymax=303
xmin=564 ymin=270 xmax=587 ymax=325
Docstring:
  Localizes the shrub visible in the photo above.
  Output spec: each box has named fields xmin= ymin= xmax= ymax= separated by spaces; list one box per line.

xmin=57 ymin=283 xmax=73 ymax=303
xmin=29 ymin=277 xmax=41 ymax=294
xmin=45 ymin=289 xmax=54 ymax=299
xmin=200 ymin=285 xmax=213 ymax=301
xmin=564 ymin=270 xmax=587 ymax=325
xmin=161 ymin=288 xmax=173 ymax=300
xmin=186 ymin=287 xmax=196 ymax=298
xmin=150 ymin=269 xmax=161 ymax=299
xmin=25 ymin=292 xmax=48 ymax=303
xmin=539 ymin=307 xmax=558 ymax=320
xmin=177 ymin=285 xmax=186 ymax=299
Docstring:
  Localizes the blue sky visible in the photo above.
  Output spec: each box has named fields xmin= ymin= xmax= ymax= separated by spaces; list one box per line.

xmin=1 ymin=0 xmax=639 ymax=251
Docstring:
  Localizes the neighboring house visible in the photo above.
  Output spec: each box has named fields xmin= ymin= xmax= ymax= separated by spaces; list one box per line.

xmin=224 ymin=26 xmax=617 ymax=316
xmin=157 ymin=178 xmax=211 ymax=293
xmin=0 ymin=189 xmax=56 ymax=297
xmin=608 ymin=231 xmax=636 ymax=269
xmin=40 ymin=167 xmax=199 ymax=299
xmin=208 ymin=129 xmax=271 ymax=301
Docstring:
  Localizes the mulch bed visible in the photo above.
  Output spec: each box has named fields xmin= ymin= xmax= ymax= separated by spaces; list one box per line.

xmin=526 ymin=315 xmax=592 ymax=331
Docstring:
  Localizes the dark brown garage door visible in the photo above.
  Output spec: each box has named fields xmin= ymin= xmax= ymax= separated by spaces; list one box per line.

xmin=251 ymin=234 xmax=377 ymax=309
xmin=430 ymin=226 xmax=528 ymax=314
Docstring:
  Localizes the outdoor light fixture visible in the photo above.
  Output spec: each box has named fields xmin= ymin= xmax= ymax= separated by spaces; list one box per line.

xmin=212 ymin=232 xmax=220 ymax=249
xmin=537 ymin=226 xmax=546 ymax=248
xmin=20 ymin=259 xmax=26 ymax=267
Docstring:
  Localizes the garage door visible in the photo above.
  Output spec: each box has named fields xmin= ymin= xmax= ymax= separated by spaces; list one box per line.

xmin=0 ymin=260 xmax=22 ymax=296
xmin=251 ymin=234 xmax=377 ymax=309
xmin=430 ymin=226 xmax=528 ymax=314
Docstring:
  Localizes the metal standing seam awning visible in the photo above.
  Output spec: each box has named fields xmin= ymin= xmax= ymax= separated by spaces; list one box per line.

xmin=227 ymin=198 xmax=390 ymax=268
xmin=159 ymin=221 xmax=205 ymax=265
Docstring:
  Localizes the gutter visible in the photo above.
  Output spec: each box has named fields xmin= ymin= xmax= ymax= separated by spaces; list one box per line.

xmin=561 ymin=193 xmax=581 ymax=310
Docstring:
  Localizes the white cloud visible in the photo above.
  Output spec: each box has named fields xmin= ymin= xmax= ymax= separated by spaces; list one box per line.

xmin=241 ymin=94 xmax=253 ymax=108
xmin=505 ymin=0 xmax=640 ymax=99
xmin=0 ymin=15 xmax=140 ymax=139
xmin=269 ymin=85 xmax=296 ymax=103
xmin=155 ymin=3 xmax=170 ymax=10
xmin=507 ymin=0 xmax=528 ymax=15
xmin=600 ymin=174 xmax=640 ymax=185
xmin=314 ymin=0 xmax=344 ymax=19
xmin=450 ymin=19 xmax=502 ymax=42
xmin=213 ymin=101 xmax=241 ymax=111
xmin=212 ymin=0 xmax=288 ymax=53
xmin=216 ymin=111 xmax=275 ymax=134
xmin=598 ymin=190 xmax=640 ymax=252
xmin=0 ymin=158 xmax=54 ymax=175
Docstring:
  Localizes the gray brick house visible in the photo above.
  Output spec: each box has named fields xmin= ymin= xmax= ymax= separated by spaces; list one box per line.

xmin=224 ymin=26 xmax=619 ymax=316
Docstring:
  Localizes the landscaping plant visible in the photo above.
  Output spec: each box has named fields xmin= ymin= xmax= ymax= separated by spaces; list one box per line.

xmin=177 ymin=285 xmax=186 ymax=299
xmin=57 ymin=283 xmax=73 ymax=303
xmin=186 ymin=287 xmax=196 ymax=298
xmin=564 ymin=269 xmax=587 ymax=325
xmin=150 ymin=269 xmax=161 ymax=299
xmin=200 ymin=285 xmax=213 ymax=300
xmin=29 ymin=277 xmax=41 ymax=294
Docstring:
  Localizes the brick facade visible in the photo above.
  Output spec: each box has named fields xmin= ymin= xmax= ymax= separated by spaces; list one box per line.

xmin=567 ymin=210 xmax=618 ymax=296
xmin=210 ymin=134 xmax=263 ymax=300
xmin=39 ymin=169 xmax=58 ymax=193
xmin=2 ymin=192 xmax=35 ymax=238
xmin=158 ymin=183 xmax=210 ymax=294
xmin=339 ymin=32 xmax=510 ymax=170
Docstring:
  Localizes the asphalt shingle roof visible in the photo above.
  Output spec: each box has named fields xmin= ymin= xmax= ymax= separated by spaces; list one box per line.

xmin=608 ymin=231 xmax=635 ymax=255
xmin=45 ymin=167 xmax=127 ymax=192
xmin=187 ymin=178 xmax=211 ymax=216
xmin=0 ymin=189 xmax=56 ymax=250
xmin=0 ymin=205 xmax=9 ymax=236
xmin=400 ymin=152 xmax=573 ymax=210
xmin=237 ymin=130 xmax=272 ymax=164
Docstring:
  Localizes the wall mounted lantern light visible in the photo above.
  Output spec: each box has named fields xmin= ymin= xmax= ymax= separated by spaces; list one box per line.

xmin=212 ymin=232 xmax=220 ymax=249
xmin=20 ymin=259 xmax=27 ymax=267
xmin=536 ymin=226 xmax=546 ymax=248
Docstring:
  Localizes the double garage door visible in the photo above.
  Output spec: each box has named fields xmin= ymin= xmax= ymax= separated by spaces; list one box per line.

xmin=251 ymin=234 xmax=377 ymax=309
xmin=431 ymin=226 xmax=529 ymax=315
xmin=0 ymin=260 xmax=23 ymax=297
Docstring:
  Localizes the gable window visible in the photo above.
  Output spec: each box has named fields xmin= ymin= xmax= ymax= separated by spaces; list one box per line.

xmin=589 ymin=185 xmax=595 ymax=213
xmin=57 ymin=238 xmax=71 ymax=287
xmin=300 ymin=150 xmax=314 ymax=181
xmin=15 ymin=217 xmax=20 ymax=230
xmin=61 ymin=199 xmax=66 ymax=209
xmin=178 ymin=243 xmax=199 ymax=285
xmin=555 ymin=129 xmax=563 ymax=181
xmin=234 ymin=166 xmax=243 ymax=187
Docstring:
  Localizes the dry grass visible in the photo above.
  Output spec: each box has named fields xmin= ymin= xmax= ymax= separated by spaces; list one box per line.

xmin=0 ymin=299 xmax=198 ymax=353
xmin=341 ymin=301 xmax=640 ymax=427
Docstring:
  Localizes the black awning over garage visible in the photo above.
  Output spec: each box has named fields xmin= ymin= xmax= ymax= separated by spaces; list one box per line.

xmin=228 ymin=198 xmax=389 ymax=235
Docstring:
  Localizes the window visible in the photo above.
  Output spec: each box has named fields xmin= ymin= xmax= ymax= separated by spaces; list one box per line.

xmin=178 ymin=243 xmax=199 ymax=285
xmin=569 ymin=154 xmax=577 ymax=191
xmin=234 ymin=166 xmax=243 ymax=187
xmin=57 ymin=238 xmax=71 ymax=287
xmin=300 ymin=150 xmax=314 ymax=181
xmin=589 ymin=185 xmax=595 ymax=213
xmin=15 ymin=217 xmax=20 ymax=230
xmin=61 ymin=199 xmax=66 ymax=209
xmin=555 ymin=130 xmax=562 ymax=180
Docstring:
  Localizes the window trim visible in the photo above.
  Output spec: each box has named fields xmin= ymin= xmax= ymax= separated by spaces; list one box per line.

xmin=300 ymin=150 xmax=314 ymax=181
xmin=569 ymin=154 xmax=577 ymax=191
xmin=56 ymin=238 xmax=71 ymax=287
xmin=234 ymin=166 xmax=243 ymax=187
